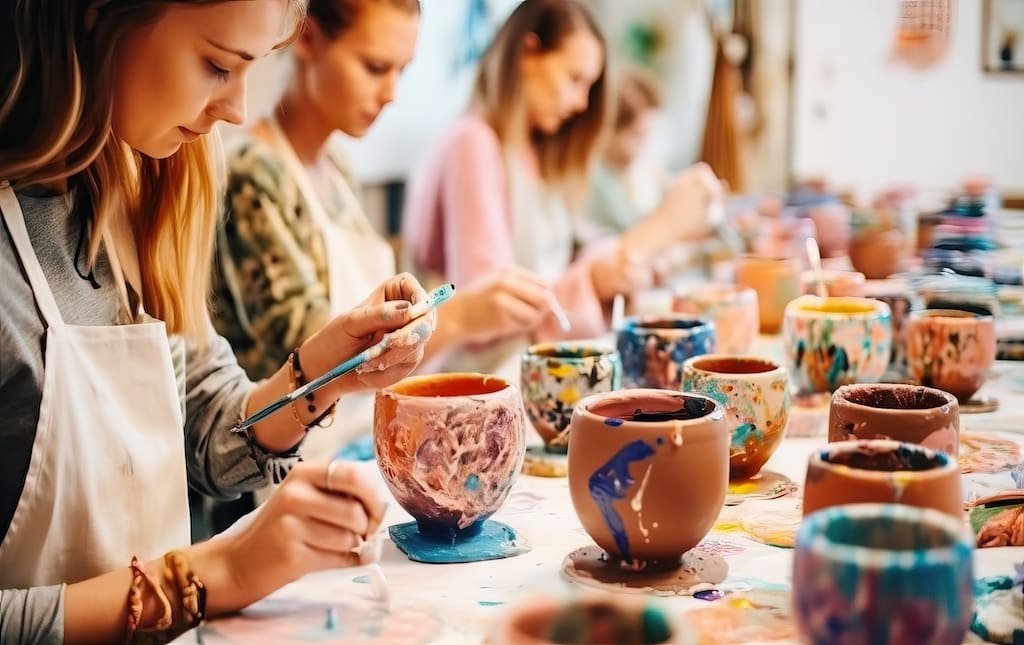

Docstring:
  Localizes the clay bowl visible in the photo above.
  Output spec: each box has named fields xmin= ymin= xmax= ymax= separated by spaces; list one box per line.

xmin=568 ymin=390 xmax=729 ymax=568
xmin=681 ymin=355 xmax=790 ymax=479
xmin=793 ymin=503 xmax=974 ymax=645
xmin=374 ymin=373 xmax=527 ymax=540
xmin=616 ymin=315 xmax=715 ymax=391
xmin=671 ymin=283 xmax=759 ymax=354
xmin=733 ymin=255 xmax=801 ymax=334
xmin=802 ymin=440 xmax=962 ymax=519
xmin=799 ymin=269 xmax=866 ymax=298
xmin=849 ymin=228 xmax=909 ymax=279
xmin=782 ymin=295 xmax=892 ymax=395
xmin=828 ymin=384 xmax=960 ymax=457
xmin=489 ymin=594 xmax=688 ymax=645
xmin=520 ymin=343 xmax=622 ymax=454
xmin=906 ymin=309 xmax=997 ymax=402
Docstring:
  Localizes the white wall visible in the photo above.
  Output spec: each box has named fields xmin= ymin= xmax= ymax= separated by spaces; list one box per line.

xmin=792 ymin=0 xmax=1024 ymax=198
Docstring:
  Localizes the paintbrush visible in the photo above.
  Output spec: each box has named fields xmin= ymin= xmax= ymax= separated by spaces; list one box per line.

xmin=805 ymin=237 xmax=828 ymax=299
xmin=234 ymin=283 xmax=456 ymax=433
xmin=549 ymin=297 xmax=572 ymax=333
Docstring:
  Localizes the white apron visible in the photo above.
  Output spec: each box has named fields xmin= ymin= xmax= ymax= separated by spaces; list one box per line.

xmin=258 ymin=119 xmax=396 ymax=461
xmin=0 ymin=182 xmax=190 ymax=588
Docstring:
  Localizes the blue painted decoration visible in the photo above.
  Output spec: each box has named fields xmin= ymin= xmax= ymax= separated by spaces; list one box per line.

xmin=588 ymin=439 xmax=657 ymax=563
xmin=389 ymin=519 xmax=530 ymax=564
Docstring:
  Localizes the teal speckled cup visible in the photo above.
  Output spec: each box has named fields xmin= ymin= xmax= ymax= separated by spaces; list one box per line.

xmin=793 ymin=503 xmax=974 ymax=645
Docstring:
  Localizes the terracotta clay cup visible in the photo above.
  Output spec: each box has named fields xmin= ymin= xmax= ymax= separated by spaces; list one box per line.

xmin=849 ymin=228 xmax=909 ymax=279
xmin=681 ymin=355 xmax=790 ymax=480
xmin=802 ymin=440 xmax=963 ymax=519
xmin=568 ymin=390 xmax=729 ymax=568
xmin=520 ymin=343 xmax=622 ymax=454
xmin=906 ymin=309 xmax=997 ymax=403
xmin=799 ymin=269 xmax=866 ymax=298
xmin=734 ymin=255 xmax=801 ymax=334
xmin=374 ymin=373 xmax=527 ymax=540
xmin=793 ymin=503 xmax=974 ymax=645
xmin=616 ymin=315 xmax=715 ymax=391
xmin=671 ymin=283 xmax=759 ymax=354
xmin=489 ymin=594 xmax=687 ymax=645
xmin=782 ymin=296 xmax=892 ymax=395
xmin=828 ymin=384 xmax=960 ymax=457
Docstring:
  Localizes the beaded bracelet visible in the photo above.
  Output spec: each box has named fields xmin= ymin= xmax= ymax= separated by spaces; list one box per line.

xmin=162 ymin=550 xmax=206 ymax=628
xmin=126 ymin=556 xmax=172 ymax=641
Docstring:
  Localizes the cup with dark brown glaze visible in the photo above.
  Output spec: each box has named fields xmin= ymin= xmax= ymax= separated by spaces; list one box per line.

xmin=828 ymin=384 xmax=960 ymax=457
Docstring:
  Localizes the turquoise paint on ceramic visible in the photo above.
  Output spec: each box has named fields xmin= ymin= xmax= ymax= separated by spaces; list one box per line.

xmin=477 ymin=601 xmax=504 ymax=606
xmin=389 ymin=519 xmax=530 ymax=564
xmin=465 ymin=473 xmax=480 ymax=491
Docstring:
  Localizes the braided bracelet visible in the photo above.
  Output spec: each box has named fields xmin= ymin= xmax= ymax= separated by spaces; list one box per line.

xmin=291 ymin=348 xmax=337 ymax=429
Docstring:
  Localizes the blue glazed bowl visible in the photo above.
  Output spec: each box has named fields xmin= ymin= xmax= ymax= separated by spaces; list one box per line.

xmin=616 ymin=315 xmax=715 ymax=390
xmin=793 ymin=503 xmax=974 ymax=645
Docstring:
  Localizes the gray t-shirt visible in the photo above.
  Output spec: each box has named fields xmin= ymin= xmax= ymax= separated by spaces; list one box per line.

xmin=0 ymin=188 xmax=300 ymax=643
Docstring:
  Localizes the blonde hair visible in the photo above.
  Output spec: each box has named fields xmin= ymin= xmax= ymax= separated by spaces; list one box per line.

xmin=472 ymin=0 xmax=609 ymax=207
xmin=0 ymin=0 xmax=305 ymax=341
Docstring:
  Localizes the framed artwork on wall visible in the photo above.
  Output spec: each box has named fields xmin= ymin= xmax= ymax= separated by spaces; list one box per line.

xmin=983 ymin=0 xmax=1024 ymax=72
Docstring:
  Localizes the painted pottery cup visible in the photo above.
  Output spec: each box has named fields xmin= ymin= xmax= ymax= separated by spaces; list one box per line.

xmin=793 ymin=503 xmax=974 ymax=645
xmin=799 ymin=269 xmax=866 ymax=298
xmin=374 ymin=373 xmax=527 ymax=540
xmin=616 ymin=316 xmax=715 ymax=391
xmin=802 ymin=440 xmax=962 ymax=519
xmin=782 ymin=296 xmax=892 ymax=395
xmin=489 ymin=594 xmax=687 ymax=645
xmin=520 ymin=343 xmax=622 ymax=454
xmin=567 ymin=390 xmax=729 ymax=568
xmin=828 ymin=384 xmax=960 ymax=457
xmin=681 ymin=355 xmax=790 ymax=479
xmin=849 ymin=228 xmax=909 ymax=279
xmin=862 ymin=278 xmax=917 ymax=377
xmin=734 ymin=255 xmax=801 ymax=334
xmin=671 ymin=284 xmax=759 ymax=354
xmin=906 ymin=309 xmax=997 ymax=402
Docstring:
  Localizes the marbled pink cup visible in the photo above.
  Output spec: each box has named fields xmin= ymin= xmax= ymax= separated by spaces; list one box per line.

xmin=672 ymin=284 xmax=759 ymax=354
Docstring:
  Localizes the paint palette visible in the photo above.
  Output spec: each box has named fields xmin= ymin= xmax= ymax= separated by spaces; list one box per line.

xmin=560 ymin=544 xmax=728 ymax=596
xmin=389 ymin=520 xmax=530 ymax=565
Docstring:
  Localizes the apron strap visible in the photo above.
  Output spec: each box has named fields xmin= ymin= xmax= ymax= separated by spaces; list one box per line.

xmin=0 ymin=182 xmax=66 ymax=329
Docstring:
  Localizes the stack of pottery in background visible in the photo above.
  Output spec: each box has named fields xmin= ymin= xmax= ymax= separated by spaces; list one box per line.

xmin=922 ymin=189 xmax=1000 ymax=279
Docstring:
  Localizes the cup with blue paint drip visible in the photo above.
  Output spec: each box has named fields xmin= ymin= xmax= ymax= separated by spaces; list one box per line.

xmin=566 ymin=389 xmax=729 ymax=570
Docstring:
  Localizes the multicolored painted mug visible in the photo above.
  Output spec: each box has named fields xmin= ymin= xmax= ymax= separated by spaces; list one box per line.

xmin=682 ymin=355 xmax=790 ymax=479
xmin=782 ymin=296 xmax=892 ymax=395
xmin=568 ymin=390 xmax=729 ymax=567
xmin=374 ymin=373 xmax=526 ymax=539
xmin=617 ymin=315 xmax=715 ymax=391
xmin=671 ymin=284 xmax=759 ymax=354
xmin=520 ymin=343 xmax=621 ymax=454
xmin=793 ymin=503 xmax=974 ymax=645
xmin=828 ymin=384 xmax=959 ymax=457
xmin=906 ymin=309 xmax=997 ymax=402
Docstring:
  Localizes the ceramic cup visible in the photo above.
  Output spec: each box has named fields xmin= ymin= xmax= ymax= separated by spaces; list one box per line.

xmin=488 ymin=594 xmax=687 ymax=645
xmin=799 ymin=269 xmax=866 ymax=298
xmin=782 ymin=296 xmax=892 ymax=395
xmin=802 ymin=440 xmax=962 ymax=519
xmin=734 ymin=255 xmax=801 ymax=334
xmin=374 ymin=373 xmax=527 ymax=540
xmin=906 ymin=309 xmax=997 ymax=402
xmin=828 ymin=384 xmax=960 ymax=457
xmin=520 ymin=343 xmax=622 ymax=454
xmin=616 ymin=315 xmax=715 ymax=391
xmin=862 ymin=278 xmax=918 ymax=377
xmin=793 ymin=503 xmax=974 ymax=645
xmin=568 ymin=390 xmax=729 ymax=568
xmin=682 ymin=355 xmax=790 ymax=479
xmin=849 ymin=228 xmax=909 ymax=279
xmin=671 ymin=284 xmax=759 ymax=354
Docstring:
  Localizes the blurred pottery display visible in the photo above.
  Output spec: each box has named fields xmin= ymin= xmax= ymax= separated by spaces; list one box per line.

xmin=906 ymin=309 xmax=997 ymax=402
xmin=672 ymin=284 xmax=758 ymax=354
xmin=799 ymin=270 xmax=865 ymax=298
xmin=734 ymin=255 xmax=801 ymax=334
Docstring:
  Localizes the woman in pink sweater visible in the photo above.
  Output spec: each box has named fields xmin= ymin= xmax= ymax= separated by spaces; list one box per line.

xmin=405 ymin=0 xmax=722 ymax=364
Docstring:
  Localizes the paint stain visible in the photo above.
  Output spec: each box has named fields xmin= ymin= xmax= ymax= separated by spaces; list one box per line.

xmin=630 ymin=464 xmax=654 ymax=542
xmin=671 ymin=427 xmax=684 ymax=447
xmin=465 ymin=473 xmax=480 ymax=491
xmin=604 ymin=418 xmax=624 ymax=427
xmin=588 ymin=439 xmax=657 ymax=563
xmin=477 ymin=601 xmax=504 ymax=606
xmin=352 ymin=575 xmax=370 ymax=584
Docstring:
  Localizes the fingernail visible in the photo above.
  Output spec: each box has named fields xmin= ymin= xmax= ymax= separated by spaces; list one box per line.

xmin=394 ymin=301 xmax=410 ymax=310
